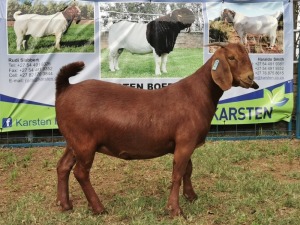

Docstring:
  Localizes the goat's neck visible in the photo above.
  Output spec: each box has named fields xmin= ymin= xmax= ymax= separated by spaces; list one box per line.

xmin=62 ymin=11 xmax=75 ymax=24
xmin=181 ymin=58 xmax=224 ymax=112
xmin=61 ymin=11 xmax=74 ymax=34
xmin=233 ymin=11 xmax=243 ymax=22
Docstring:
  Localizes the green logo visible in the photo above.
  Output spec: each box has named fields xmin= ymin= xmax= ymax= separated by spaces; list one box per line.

xmin=264 ymin=84 xmax=289 ymax=107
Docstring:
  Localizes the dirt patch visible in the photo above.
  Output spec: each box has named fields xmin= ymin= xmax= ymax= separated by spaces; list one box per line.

xmin=245 ymin=155 xmax=300 ymax=183
xmin=0 ymin=147 xmax=172 ymax=214
xmin=1 ymin=140 xmax=300 ymax=224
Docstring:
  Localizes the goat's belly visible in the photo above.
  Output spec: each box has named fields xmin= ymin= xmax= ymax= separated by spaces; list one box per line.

xmin=110 ymin=21 xmax=153 ymax=54
xmin=124 ymin=40 xmax=153 ymax=54
xmin=98 ymin=141 xmax=175 ymax=160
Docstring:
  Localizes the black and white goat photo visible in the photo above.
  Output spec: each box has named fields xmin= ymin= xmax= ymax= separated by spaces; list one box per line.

xmin=100 ymin=3 xmax=204 ymax=78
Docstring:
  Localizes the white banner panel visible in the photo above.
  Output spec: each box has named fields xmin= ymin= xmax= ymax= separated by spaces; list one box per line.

xmin=0 ymin=0 xmax=293 ymax=131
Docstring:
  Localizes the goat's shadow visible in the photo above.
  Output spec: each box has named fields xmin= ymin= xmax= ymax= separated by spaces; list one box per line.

xmin=59 ymin=40 xmax=94 ymax=48
xmin=11 ymin=39 xmax=94 ymax=54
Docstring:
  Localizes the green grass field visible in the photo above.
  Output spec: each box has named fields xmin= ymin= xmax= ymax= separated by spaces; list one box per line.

xmin=0 ymin=140 xmax=299 ymax=224
xmin=7 ymin=23 xmax=94 ymax=54
xmin=101 ymin=48 xmax=203 ymax=78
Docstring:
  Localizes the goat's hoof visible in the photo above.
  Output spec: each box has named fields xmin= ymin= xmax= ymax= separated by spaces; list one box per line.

xmin=92 ymin=208 xmax=108 ymax=215
xmin=88 ymin=203 xmax=108 ymax=215
xmin=184 ymin=192 xmax=198 ymax=202
xmin=166 ymin=206 xmax=186 ymax=219
xmin=57 ymin=200 xmax=73 ymax=211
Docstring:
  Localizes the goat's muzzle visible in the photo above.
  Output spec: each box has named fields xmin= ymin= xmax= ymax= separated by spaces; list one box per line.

xmin=239 ymin=73 xmax=259 ymax=89
xmin=251 ymin=81 xmax=259 ymax=89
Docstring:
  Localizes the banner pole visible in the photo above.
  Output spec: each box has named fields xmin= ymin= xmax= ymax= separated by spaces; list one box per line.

xmin=297 ymin=39 xmax=300 ymax=138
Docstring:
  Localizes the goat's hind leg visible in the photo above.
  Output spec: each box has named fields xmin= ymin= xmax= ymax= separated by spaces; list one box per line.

xmin=73 ymin=148 xmax=106 ymax=214
xmin=56 ymin=146 xmax=76 ymax=211
xmin=16 ymin=36 xmax=24 ymax=51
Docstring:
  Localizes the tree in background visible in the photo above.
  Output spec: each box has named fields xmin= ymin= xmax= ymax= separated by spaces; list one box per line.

xmin=100 ymin=2 xmax=203 ymax=32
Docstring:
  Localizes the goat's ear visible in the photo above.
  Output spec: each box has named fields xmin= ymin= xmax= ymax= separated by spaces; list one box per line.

xmin=211 ymin=55 xmax=233 ymax=91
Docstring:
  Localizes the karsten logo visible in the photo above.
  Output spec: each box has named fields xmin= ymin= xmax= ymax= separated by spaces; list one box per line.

xmin=2 ymin=118 xmax=12 ymax=128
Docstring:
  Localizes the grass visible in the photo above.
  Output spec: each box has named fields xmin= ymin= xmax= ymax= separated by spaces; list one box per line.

xmin=0 ymin=139 xmax=300 ymax=224
xmin=101 ymin=48 xmax=203 ymax=78
xmin=7 ymin=23 xmax=94 ymax=54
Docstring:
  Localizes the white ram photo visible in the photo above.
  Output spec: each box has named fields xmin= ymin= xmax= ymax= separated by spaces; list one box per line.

xmin=221 ymin=8 xmax=282 ymax=49
xmin=13 ymin=5 xmax=81 ymax=51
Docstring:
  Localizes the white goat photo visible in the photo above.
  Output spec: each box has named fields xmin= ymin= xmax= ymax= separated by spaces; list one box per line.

xmin=207 ymin=3 xmax=283 ymax=54
xmin=100 ymin=3 xmax=203 ymax=78
xmin=13 ymin=5 xmax=81 ymax=51
xmin=221 ymin=9 xmax=282 ymax=49
xmin=7 ymin=1 xmax=94 ymax=54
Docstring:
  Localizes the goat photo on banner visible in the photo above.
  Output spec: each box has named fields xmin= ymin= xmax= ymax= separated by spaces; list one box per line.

xmin=0 ymin=0 xmax=294 ymax=132
xmin=7 ymin=0 xmax=95 ymax=54
xmin=207 ymin=2 xmax=284 ymax=54
xmin=100 ymin=2 xmax=203 ymax=78
xmin=204 ymin=1 xmax=293 ymax=124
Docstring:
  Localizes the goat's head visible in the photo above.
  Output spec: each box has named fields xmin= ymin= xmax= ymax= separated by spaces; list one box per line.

xmin=221 ymin=9 xmax=235 ymax=23
xmin=157 ymin=8 xmax=195 ymax=29
xmin=171 ymin=8 xmax=195 ymax=27
xmin=63 ymin=5 xmax=81 ymax=24
xmin=207 ymin=42 xmax=259 ymax=91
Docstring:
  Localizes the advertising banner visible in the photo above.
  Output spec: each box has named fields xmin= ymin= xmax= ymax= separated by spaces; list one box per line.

xmin=0 ymin=0 xmax=294 ymax=132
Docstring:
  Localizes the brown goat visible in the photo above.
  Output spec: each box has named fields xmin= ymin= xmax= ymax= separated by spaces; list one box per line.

xmin=55 ymin=43 xmax=259 ymax=218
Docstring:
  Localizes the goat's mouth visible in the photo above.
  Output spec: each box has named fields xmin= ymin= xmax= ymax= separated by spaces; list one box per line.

xmin=239 ymin=78 xmax=259 ymax=89
xmin=75 ymin=15 xmax=81 ymax=24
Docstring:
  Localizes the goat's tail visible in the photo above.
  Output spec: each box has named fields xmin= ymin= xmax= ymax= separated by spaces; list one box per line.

xmin=13 ymin=11 xmax=22 ymax=20
xmin=56 ymin=61 xmax=85 ymax=97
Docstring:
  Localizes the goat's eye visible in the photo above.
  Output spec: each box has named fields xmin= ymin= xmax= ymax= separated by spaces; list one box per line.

xmin=228 ymin=56 xmax=235 ymax=60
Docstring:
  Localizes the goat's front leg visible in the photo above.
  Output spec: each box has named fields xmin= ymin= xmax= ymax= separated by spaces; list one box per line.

xmin=161 ymin=53 xmax=168 ymax=73
xmin=167 ymin=146 xmax=194 ymax=218
xmin=73 ymin=150 xmax=106 ymax=214
xmin=243 ymin=33 xmax=248 ymax=45
xmin=183 ymin=159 xmax=198 ymax=202
xmin=56 ymin=146 xmax=76 ymax=211
xmin=153 ymin=50 xmax=162 ymax=75
xmin=55 ymin=33 xmax=62 ymax=50
xmin=268 ymin=33 xmax=277 ymax=49
xmin=109 ymin=52 xmax=116 ymax=72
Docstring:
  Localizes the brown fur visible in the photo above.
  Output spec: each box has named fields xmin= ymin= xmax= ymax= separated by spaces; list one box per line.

xmin=221 ymin=9 xmax=236 ymax=23
xmin=55 ymin=43 xmax=259 ymax=218
xmin=62 ymin=5 xmax=81 ymax=24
